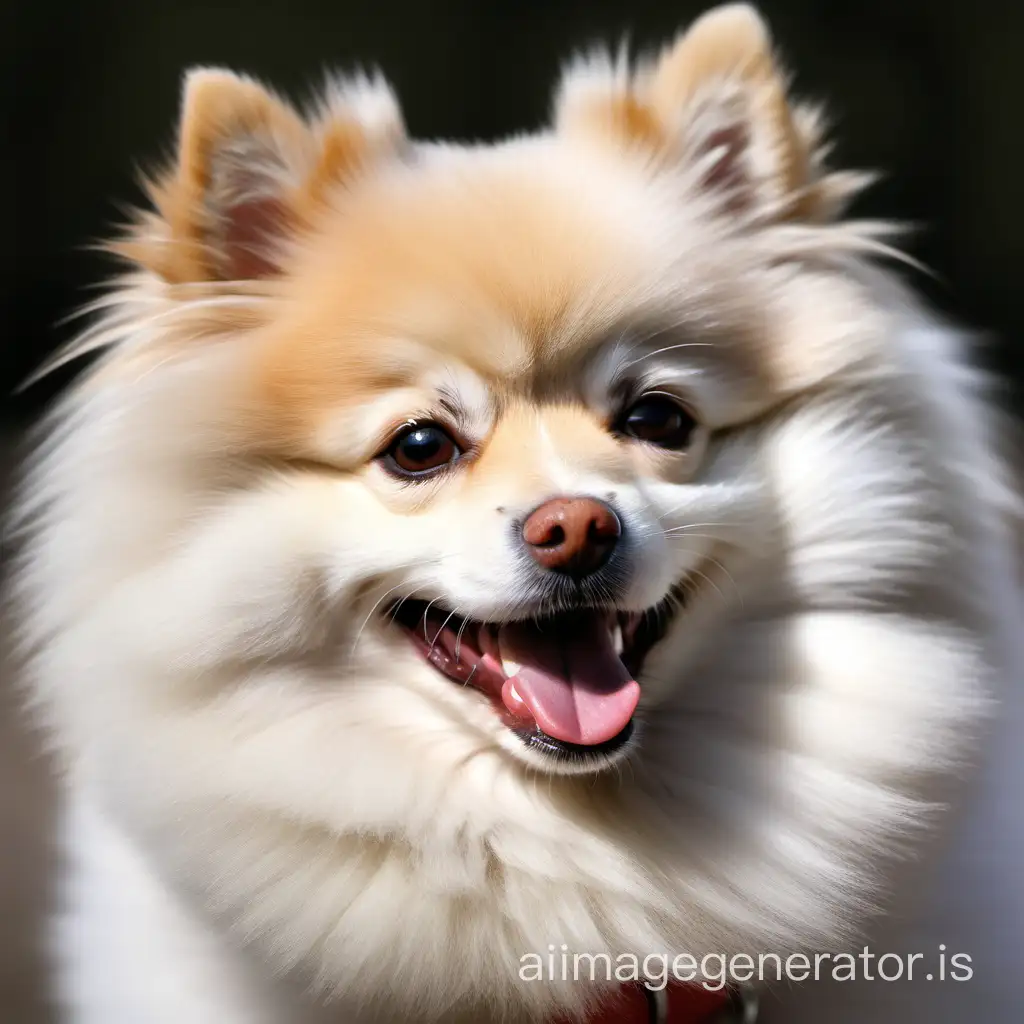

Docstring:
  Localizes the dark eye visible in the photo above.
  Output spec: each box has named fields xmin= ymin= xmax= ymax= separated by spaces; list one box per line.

xmin=619 ymin=395 xmax=697 ymax=450
xmin=383 ymin=422 xmax=461 ymax=478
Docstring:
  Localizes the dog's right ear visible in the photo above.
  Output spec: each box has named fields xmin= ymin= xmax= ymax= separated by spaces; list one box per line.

xmin=120 ymin=68 xmax=406 ymax=283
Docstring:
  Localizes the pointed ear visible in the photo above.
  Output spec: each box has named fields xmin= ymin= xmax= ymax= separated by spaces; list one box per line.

xmin=126 ymin=68 xmax=405 ymax=282
xmin=555 ymin=4 xmax=840 ymax=221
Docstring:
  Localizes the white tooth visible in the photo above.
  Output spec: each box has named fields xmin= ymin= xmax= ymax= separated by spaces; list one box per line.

xmin=502 ymin=657 xmax=521 ymax=678
xmin=612 ymin=623 xmax=624 ymax=656
xmin=509 ymin=683 xmax=523 ymax=703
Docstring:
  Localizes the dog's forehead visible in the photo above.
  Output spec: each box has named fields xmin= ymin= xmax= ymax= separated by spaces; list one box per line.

xmin=245 ymin=144 xmax=778 ymax=449
xmin=270 ymin=150 xmax=658 ymax=361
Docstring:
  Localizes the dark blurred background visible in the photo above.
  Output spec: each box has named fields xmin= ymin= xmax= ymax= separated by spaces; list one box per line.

xmin=1 ymin=1 xmax=1022 ymax=1020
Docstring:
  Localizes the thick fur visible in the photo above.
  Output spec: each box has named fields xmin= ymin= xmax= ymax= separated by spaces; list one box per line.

xmin=10 ymin=5 xmax=1022 ymax=1023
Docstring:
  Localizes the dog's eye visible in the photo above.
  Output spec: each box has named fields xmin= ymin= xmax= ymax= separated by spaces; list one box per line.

xmin=383 ymin=423 xmax=461 ymax=478
xmin=619 ymin=395 xmax=697 ymax=450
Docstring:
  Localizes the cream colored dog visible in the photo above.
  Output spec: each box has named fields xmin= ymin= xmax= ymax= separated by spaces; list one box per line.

xmin=12 ymin=5 xmax=1022 ymax=1022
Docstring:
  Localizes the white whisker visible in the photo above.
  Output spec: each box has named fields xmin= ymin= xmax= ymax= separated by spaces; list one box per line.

xmin=663 ymin=532 xmax=724 ymax=543
xmin=622 ymin=340 xmax=716 ymax=371
xmin=349 ymin=581 xmax=409 ymax=658
xmin=660 ymin=521 xmax=731 ymax=534
xmin=454 ymin=615 xmax=472 ymax=664
xmin=701 ymin=555 xmax=742 ymax=607
xmin=420 ymin=598 xmax=441 ymax=641
xmin=429 ymin=609 xmax=459 ymax=658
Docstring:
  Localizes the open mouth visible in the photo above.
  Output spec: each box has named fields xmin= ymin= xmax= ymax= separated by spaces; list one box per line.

xmin=389 ymin=598 xmax=677 ymax=763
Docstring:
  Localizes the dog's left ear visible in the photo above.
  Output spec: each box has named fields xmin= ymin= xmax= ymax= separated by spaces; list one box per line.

xmin=123 ymin=69 xmax=406 ymax=283
xmin=555 ymin=3 xmax=829 ymax=221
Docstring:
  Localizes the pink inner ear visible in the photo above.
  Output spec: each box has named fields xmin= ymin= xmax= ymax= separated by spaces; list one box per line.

xmin=698 ymin=124 xmax=750 ymax=211
xmin=221 ymin=195 xmax=290 ymax=280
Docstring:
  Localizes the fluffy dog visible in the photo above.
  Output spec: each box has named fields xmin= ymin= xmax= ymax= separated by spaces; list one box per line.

xmin=11 ymin=4 xmax=1022 ymax=1022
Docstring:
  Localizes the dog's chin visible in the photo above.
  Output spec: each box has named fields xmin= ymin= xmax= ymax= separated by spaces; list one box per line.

xmin=385 ymin=591 xmax=683 ymax=777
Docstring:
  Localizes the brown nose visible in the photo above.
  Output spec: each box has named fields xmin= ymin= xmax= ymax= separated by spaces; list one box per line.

xmin=521 ymin=497 xmax=622 ymax=578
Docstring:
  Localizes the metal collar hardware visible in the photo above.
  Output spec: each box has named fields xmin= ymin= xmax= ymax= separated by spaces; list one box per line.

xmin=641 ymin=984 xmax=758 ymax=1023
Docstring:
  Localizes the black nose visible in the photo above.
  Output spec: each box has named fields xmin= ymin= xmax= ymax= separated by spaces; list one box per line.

xmin=521 ymin=496 xmax=621 ymax=579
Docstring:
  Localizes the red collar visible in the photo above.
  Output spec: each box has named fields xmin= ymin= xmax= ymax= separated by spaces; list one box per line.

xmin=560 ymin=982 xmax=735 ymax=1024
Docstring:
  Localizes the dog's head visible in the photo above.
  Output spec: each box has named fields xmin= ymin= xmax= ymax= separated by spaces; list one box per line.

xmin=50 ymin=4 xmax=898 ymax=779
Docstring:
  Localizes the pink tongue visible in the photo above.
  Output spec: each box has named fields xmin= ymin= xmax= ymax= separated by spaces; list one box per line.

xmin=499 ymin=615 xmax=640 ymax=747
